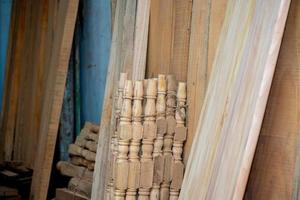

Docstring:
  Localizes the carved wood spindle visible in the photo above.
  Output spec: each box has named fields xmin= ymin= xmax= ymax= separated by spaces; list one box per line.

xmin=150 ymin=75 xmax=167 ymax=200
xmin=115 ymin=80 xmax=133 ymax=200
xmin=126 ymin=81 xmax=144 ymax=200
xmin=160 ymin=75 xmax=177 ymax=200
xmin=139 ymin=79 xmax=157 ymax=200
xmin=170 ymin=82 xmax=187 ymax=200
xmin=107 ymin=73 xmax=128 ymax=200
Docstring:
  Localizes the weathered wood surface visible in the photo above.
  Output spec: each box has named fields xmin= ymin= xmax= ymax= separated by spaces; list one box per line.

xmin=180 ymin=0 xmax=291 ymax=199
xmin=245 ymin=1 xmax=300 ymax=199
xmin=92 ymin=1 xmax=127 ymax=199
xmin=30 ymin=0 xmax=79 ymax=199
xmin=184 ymin=0 xmax=228 ymax=164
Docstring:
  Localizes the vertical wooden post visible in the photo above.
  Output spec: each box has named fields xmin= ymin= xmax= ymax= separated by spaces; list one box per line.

xmin=126 ymin=81 xmax=143 ymax=200
xmin=161 ymin=75 xmax=177 ymax=200
xmin=115 ymin=80 xmax=133 ymax=200
xmin=139 ymin=79 xmax=157 ymax=200
xmin=170 ymin=82 xmax=187 ymax=200
xmin=107 ymin=73 xmax=128 ymax=199
xmin=150 ymin=75 xmax=167 ymax=199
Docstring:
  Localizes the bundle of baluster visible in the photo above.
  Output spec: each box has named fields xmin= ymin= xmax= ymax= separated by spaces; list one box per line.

xmin=56 ymin=122 xmax=99 ymax=198
xmin=106 ymin=73 xmax=187 ymax=200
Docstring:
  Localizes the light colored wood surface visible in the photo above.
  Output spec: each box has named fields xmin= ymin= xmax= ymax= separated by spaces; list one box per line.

xmin=150 ymin=75 xmax=167 ymax=200
xmin=30 ymin=0 xmax=79 ymax=199
xmin=91 ymin=1 xmax=127 ymax=199
xmin=127 ymin=81 xmax=143 ymax=200
xmin=132 ymin=0 xmax=150 ymax=80
xmin=245 ymin=1 xmax=300 ymax=199
xmin=161 ymin=75 xmax=177 ymax=200
xmin=139 ymin=79 xmax=157 ymax=199
xmin=184 ymin=0 xmax=228 ymax=164
xmin=146 ymin=0 xmax=192 ymax=81
xmin=170 ymin=82 xmax=187 ymax=199
xmin=179 ymin=0 xmax=291 ymax=199
xmin=121 ymin=0 xmax=137 ymax=78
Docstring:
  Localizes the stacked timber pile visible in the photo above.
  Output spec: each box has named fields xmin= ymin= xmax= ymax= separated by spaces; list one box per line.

xmin=56 ymin=122 xmax=99 ymax=199
xmin=106 ymin=73 xmax=187 ymax=199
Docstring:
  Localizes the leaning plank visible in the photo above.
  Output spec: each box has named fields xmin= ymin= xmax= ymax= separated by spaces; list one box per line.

xmin=91 ymin=1 xmax=127 ymax=199
xmin=179 ymin=0 xmax=290 ymax=199
xmin=146 ymin=0 xmax=192 ymax=81
xmin=132 ymin=0 xmax=150 ymax=80
xmin=245 ymin=1 xmax=300 ymax=199
xmin=30 ymin=1 xmax=79 ymax=199
xmin=184 ymin=0 xmax=228 ymax=164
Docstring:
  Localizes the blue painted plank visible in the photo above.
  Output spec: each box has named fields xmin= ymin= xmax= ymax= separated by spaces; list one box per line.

xmin=79 ymin=0 xmax=112 ymax=125
xmin=0 ymin=0 xmax=12 ymax=112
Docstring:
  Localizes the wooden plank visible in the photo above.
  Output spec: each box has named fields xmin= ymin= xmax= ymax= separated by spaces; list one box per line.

xmin=91 ymin=1 xmax=127 ymax=199
xmin=179 ymin=0 xmax=291 ymax=199
xmin=245 ymin=1 xmax=300 ymax=199
xmin=0 ymin=0 xmax=26 ymax=162
xmin=121 ymin=0 xmax=137 ymax=78
xmin=147 ymin=0 xmax=174 ymax=77
xmin=170 ymin=0 xmax=192 ymax=81
xmin=30 ymin=1 xmax=79 ymax=199
xmin=132 ymin=0 xmax=150 ymax=80
xmin=184 ymin=0 xmax=228 ymax=164
xmin=146 ymin=0 xmax=192 ymax=81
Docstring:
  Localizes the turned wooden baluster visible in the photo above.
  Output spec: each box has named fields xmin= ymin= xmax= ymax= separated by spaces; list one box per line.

xmin=115 ymin=80 xmax=133 ymax=200
xmin=126 ymin=81 xmax=144 ymax=200
xmin=160 ymin=75 xmax=177 ymax=200
xmin=150 ymin=75 xmax=167 ymax=200
xmin=107 ymin=73 xmax=128 ymax=200
xmin=139 ymin=79 xmax=157 ymax=200
xmin=170 ymin=82 xmax=187 ymax=200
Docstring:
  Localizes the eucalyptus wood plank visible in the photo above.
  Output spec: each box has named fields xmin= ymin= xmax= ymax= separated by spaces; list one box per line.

xmin=245 ymin=1 xmax=300 ymax=199
xmin=180 ymin=0 xmax=291 ymax=199
xmin=132 ymin=0 xmax=150 ymax=80
xmin=30 ymin=1 xmax=79 ymax=199
xmin=146 ymin=0 xmax=192 ymax=81
xmin=184 ymin=0 xmax=228 ymax=164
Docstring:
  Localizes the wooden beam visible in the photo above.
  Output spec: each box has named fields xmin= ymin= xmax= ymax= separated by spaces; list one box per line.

xmin=180 ymin=0 xmax=291 ymax=199
xmin=245 ymin=0 xmax=300 ymax=199
xmin=30 ymin=0 xmax=79 ymax=199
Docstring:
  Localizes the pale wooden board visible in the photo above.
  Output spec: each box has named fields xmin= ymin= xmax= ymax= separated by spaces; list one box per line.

xmin=184 ymin=0 xmax=228 ymax=164
xmin=30 ymin=0 xmax=79 ymax=199
xmin=180 ymin=0 xmax=291 ymax=199
xmin=146 ymin=0 xmax=192 ymax=81
xmin=121 ymin=0 xmax=137 ymax=78
xmin=91 ymin=0 xmax=127 ymax=199
xmin=132 ymin=0 xmax=150 ymax=80
xmin=245 ymin=1 xmax=300 ymax=199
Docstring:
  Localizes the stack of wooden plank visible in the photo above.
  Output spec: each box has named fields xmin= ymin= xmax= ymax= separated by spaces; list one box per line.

xmin=104 ymin=73 xmax=187 ymax=199
xmin=56 ymin=122 xmax=99 ymax=199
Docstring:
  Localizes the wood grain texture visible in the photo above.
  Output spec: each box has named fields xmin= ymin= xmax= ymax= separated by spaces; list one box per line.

xmin=245 ymin=1 xmax=300 ymax=199
xmin=121 ymin=0 xmax=137 ymax=78
xmin=184 ymin=0 xmax=228 ymax=164
xmin=146 ymin=0 xmax=192 ymax=81
xmin=180 ymin=0 xmax=291 ymax=199
xmin=30 ymin=0 xmax=79 ymax=199
xmin=132 ymin=0 xmax=150 ymax=80
xmin=91 ymin=1 xmax=127 ymax=199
